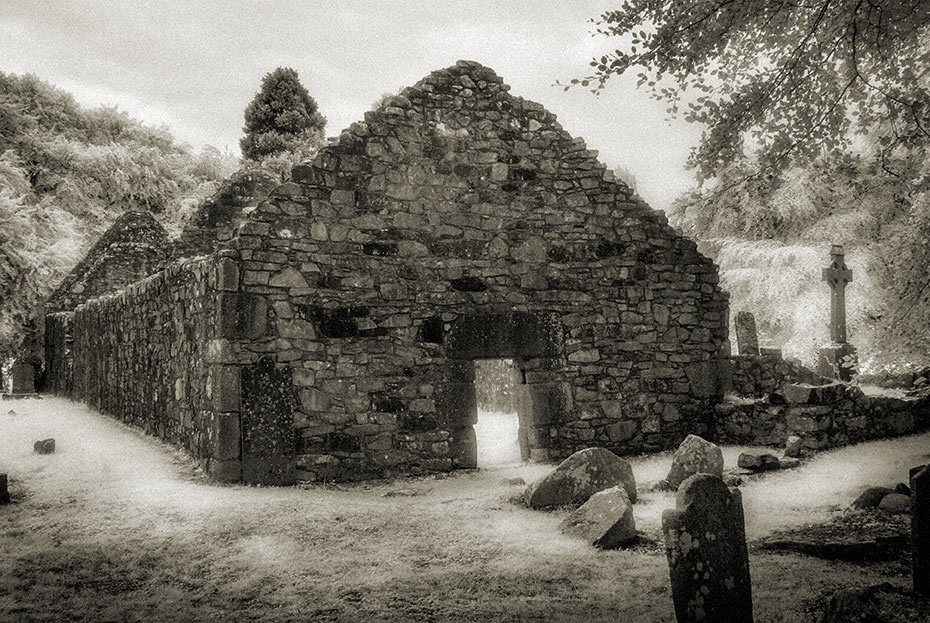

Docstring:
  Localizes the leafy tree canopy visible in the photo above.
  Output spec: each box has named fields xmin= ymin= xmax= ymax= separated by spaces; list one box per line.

xmin=0 ymin=71 xmax=236 ymax=361
xmin=240 ymin=67 xmax=326 ymax=161
xmin=580 ymin=0 xmax=930 ymax=185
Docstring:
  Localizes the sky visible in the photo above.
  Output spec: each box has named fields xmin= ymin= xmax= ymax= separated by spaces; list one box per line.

xmin=0 ymin=1 xmax=704 ymax=209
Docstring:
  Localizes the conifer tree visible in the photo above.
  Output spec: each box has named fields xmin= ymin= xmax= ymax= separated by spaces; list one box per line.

xmin=240 ymin=67 xmax=326 ymax=161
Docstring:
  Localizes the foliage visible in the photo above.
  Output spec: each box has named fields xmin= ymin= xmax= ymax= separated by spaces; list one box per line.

xmin=240 ymin=67 xmax=326 ymax=162
xmin=668 ymin=151 xmax=929 ymax=368
xmin=581 ymin=0 xmax=930 ymax=186
xmin=0 ymin=72 xmax=235 ymax=360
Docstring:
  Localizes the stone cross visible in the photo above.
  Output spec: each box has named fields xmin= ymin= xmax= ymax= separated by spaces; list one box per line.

xmin=821 ymin=244 xmax=852 ymax=344
xmin=734 ymin=311 xmax=760 ymax=356
xmin=912 ymin=464 xmax=930 ymax=596
xmin=662 ymin=473 xmax=754 ymax=623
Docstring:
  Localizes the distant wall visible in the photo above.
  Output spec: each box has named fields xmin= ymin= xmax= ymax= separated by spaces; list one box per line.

xmin=44 ymin=312 xmax=73 ymax=395
xmin=714 ymin=383 xmax=930 ymax=451
xmin=728 ymin=354 xmax=829 ymax=398
xmin=71 ymin=253 xmax=241 ymax=481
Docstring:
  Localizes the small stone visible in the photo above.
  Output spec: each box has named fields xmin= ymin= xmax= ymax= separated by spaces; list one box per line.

xmin=895 ymin=482 xmax=911 ymax=496
xmin=784 ymin=435 xmax=803 ymax=458
xmin=878 ymin=493 xmax=911 ymax=514
xmin=524 ymin=447 xmax=637 ymax=509
xmin=723 ymin=474 xmax=744 ymax=487
xmin=7 ymin=409 xmax=14 ymax=416
xmin=560 ymin=485 xmax=636 ymax=549
xmin=382 ymin=488 xmax=418 ymax=497
xmin=778 ymin=457 xmax=801 ymax=469
xmin=665 ymin=434 xmax=724 ymax=489
xmin=501 ymin=477 xmax=525 ymax=486
xmin=737 ymin=452 xmax=780 ymax=472
xmin=850 ymin=486 xmax=894 ymax=510
xmin=33 ymin=438 xmax=55 ymax=455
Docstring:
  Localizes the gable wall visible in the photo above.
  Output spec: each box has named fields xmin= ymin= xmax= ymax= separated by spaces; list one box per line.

xmin=228 ymin=62 xmax=729 ymax=483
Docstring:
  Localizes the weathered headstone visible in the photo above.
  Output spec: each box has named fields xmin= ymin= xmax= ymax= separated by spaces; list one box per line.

xmin=33 ymin=438 xmax=55 ymax=455
xmin=665 ymin=434 xmax=724 ymax=489
xmin=818 ymin=244 xmax=857 ymax=381
xmin=10 ymin=362 xmax=35 ymax=394
xmin=0 ymin=474 xmax=9 ymax=504
xmin=734 ymin=311 xmax=760 ymax=356
xmin=662 ymin=474 xmax=753 ymax=623
xmin=911 ymin=464 xmax=930 ymax=596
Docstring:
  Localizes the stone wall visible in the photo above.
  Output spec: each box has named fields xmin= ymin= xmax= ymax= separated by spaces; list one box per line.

xmin=46 ymin=211 xmax=169 ymax=314
xmin=44 ymin=312 xmax=73 ymax=395
xmin=226 ymin=61 xmax=729 ymax=483
xmin=71 ymin=254 xmax=240 ymax=481
xmin=727 ymin=354 xmax=829 ymax=398
xmin=714 ymin=382 xmax=930 ymax=452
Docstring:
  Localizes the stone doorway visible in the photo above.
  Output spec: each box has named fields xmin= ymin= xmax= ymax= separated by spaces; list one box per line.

xmin=444 ymin=312 xmax=567 ymax=468
xmin=473 ymin=358 xmax=525 ymax=467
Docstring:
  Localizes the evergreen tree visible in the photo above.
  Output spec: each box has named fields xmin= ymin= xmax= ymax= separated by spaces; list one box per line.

xmin=240 ymin=67 xmax=326 ymax=161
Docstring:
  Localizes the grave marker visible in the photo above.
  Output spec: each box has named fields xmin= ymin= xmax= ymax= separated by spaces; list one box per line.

xmin=9 ymin=362 xmax=35 ymax=394
xmin=911 ymin=464 xmax=930 ymax=596
xmin=663 ymin=473 xmax=753 ymax=623
xmin=818 ymin=245 xmax=857 ymax=380
xmin=734 ymin=311 xmax=760 ymax=356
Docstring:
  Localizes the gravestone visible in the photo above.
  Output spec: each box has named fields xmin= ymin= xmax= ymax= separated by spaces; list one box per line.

xmin=0 ymin=474 xmax=9 ymax=504
xmin=818 ymin=244 xmax=857 ymax=381
xmin=662 ymin=474 xmax=753 ymax=623
xmin=9 ymin=362 xmax=35 ymax=394
xmin=734 ymin=311 xmax=760 ymax=356
xmin=911 ymin=464 xmax=930 ymax=596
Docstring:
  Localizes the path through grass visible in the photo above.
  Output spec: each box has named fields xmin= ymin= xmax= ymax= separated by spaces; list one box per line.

xmin=1 ymin=397 xmax=926 ymax=622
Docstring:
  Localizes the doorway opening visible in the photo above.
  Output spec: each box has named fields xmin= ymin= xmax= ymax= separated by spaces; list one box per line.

xmin=473 ymin=358 xmax=525 ymax=468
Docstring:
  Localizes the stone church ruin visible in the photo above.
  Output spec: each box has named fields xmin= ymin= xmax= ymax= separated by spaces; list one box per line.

xmin=44 ymin=61 xmax=732 ymax=484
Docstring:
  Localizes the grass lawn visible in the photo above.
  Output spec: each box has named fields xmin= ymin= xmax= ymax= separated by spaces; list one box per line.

xmin=1 ymin=397 xmax=928 ymax=622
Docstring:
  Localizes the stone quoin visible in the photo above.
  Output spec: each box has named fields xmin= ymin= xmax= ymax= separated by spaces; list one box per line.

xmin=46 ymin=61 xmax=729 ymax=484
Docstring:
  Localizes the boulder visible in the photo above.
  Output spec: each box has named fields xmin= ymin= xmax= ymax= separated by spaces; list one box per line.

xmin=737 ymin=452 xmax=780 ymax=472
xmin=524 ymin=447 xmax=636 ymax=509
xmin=33 ymin=438 xmax=55 ymax=455
xmin=665 ymin=434 xmax=724 ymax=489
xmin=784 ymin=435 xmax=803 ymax=458
xmin=879 ymin=493 xmax=911 ymax=514
xmin=850 ymin=486 xmax=894 ymax=510
xmin=559 ymin=485 xmax=636 ymax=549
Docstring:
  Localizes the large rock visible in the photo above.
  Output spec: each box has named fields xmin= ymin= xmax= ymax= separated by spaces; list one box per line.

xmin=879 ymin=493 xmax=911 ymax=514
xmin=850 ymin=486 xmax=894 ymax=510
xmin=559 ymin=485 xmax=636 ymax=549
xmin=524 ymin=447 xmax=636 ymax=509
xmin=665 ymin=434 xmax=724 ymax=489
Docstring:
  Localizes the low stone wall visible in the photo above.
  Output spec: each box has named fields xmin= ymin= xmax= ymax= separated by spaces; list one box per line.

xmin=727 ymin=354 xmax=829 ymax=398
xmin=44 ymin=312 xmax=73 ymax=395
xmin=714 ymin=382 xmax=930 ymax=452
xmin=71 ymin=254 xmax=240 ymax=480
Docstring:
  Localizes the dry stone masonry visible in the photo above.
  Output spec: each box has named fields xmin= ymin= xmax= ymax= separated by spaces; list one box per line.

xmin=53 ymin=61 xmax=730 ymax=484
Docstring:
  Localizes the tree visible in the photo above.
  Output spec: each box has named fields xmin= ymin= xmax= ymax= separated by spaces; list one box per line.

xmin=579 ymin=1 xmax=930 ymax=186
xmin=240 ymin=67 xmax=326 ymax=161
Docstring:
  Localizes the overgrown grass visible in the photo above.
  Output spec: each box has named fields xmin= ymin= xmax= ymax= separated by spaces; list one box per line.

xmin=0 ymin=399 xmax=925 ymax=622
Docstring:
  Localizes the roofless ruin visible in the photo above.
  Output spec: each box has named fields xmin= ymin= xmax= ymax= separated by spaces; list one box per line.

xmin=44 ymin=61 xmax=730 ymax=484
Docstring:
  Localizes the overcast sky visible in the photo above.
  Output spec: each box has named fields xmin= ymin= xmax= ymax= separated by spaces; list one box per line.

xmin=0 ymin=1 xmax=703 ymax=209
